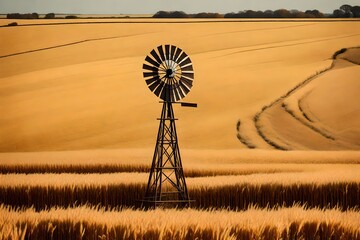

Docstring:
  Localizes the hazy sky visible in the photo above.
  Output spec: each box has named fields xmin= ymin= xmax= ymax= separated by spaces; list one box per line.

xmin=0 ymin=0 xmax=359 ymax=14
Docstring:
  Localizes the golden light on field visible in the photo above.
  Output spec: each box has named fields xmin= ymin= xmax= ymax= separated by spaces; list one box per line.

xmin=0 ymin=18 xmax=359 ymax=240
xmin=0 ymin=19 xmax=359 ymax=151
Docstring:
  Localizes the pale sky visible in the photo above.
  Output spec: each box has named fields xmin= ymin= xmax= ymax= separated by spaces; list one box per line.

xmin=0 ymin=0 xmax=359 ymax=14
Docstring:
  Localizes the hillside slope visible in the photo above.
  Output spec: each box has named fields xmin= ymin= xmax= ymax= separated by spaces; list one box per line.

xmin=0 ymin=20 xmax=359 ymax=151
xmin=239 ymin=48 xmax=360 ymax=150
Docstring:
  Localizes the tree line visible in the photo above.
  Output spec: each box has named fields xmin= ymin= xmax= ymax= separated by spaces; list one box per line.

xmin=153 ymin=5 xmax=360 ymax=18
xmin=5 ymin=5 xmax=360 ymax=19
xmin=6 ymin=13 xmax=75 ymax=19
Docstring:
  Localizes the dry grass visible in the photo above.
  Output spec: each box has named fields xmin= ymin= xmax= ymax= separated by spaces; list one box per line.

xmin=1 ymin=205 xmax=360 ymax=240
xmin=1 ymin=166 xmax=359 ymax=187
xmin=0 ymin=163 xmax=304 ymax=177
xmin=1 ymin=182 xmax=359 ymax=210
xmin=1 ymin=168 xmax=359 ymax=210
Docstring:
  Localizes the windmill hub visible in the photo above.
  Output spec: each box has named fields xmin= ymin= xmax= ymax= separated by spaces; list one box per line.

xmin=166 ymin=68 xmax=174 ymax=78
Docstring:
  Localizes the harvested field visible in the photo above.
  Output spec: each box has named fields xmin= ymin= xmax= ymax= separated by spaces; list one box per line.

xmin=248 ymin=48 xmax=360 ymax=150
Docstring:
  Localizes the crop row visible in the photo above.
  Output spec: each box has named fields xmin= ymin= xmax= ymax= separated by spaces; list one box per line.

xmin=0 ymin=163 xmax=302 ymax=177
xmin=1 ymin=205 xmax=360 ymax=240
xmin=1 ymin=182 xmax=359 ymax=210
xmin=2 ymin=167 xmax=359 ymax=187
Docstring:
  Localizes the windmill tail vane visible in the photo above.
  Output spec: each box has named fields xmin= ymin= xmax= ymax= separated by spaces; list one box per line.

xmin=141 ymin=44 xmax=196 ymax=208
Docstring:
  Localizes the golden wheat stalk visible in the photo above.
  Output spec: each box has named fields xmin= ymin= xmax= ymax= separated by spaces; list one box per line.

xmin=1 ymin=205 xmax=360 ymax=240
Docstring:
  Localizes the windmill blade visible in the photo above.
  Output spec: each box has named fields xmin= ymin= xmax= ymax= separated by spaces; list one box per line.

xmin=170 ymin=45 xmax=176 ymax=60
xmin=150 ymin=49 xmax=162 ymax=64
xmin=157 ymin=45 xmax=166 ymax=61
xmin=180 ymin=65 xmax=193 ymax=72
xmin=148 ymin=79 xmax=161 ymax=92
xmin=179 ymin=81 xmax=190 ymax=95
xmin=171 ymin=85 xmax=181 ymax=102
xmin=174 ymin=48 xmax=182 ymax=62
xmin=165 ymin=45 xmax=170 ymax=59
xmin=143 ymin=71 xmax=158 ymax=78
xmin=179 ymin=57 xmax=192 ymax=67
xmin=145 ymin=56 xmax=160 ymax=68
xmin=177 ymin=52 xmax=188 ymax=64
xmin=181 ymin=72 xmax=194 ymax=80
xmin=174 ymin=83 xmax=185 ymax=99
xmin=145 ymin=76 xmax=159 ymax=86
xmin=154 ymin=81 xmax=165 ymax=97
xmin=143 ymin=63 xmax=158 ymax=72
xmin=180 ymin=77 xmax=193 ymax=88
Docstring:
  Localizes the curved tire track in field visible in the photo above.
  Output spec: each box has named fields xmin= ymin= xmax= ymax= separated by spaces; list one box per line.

xmin=298 ymin=94 xmax=315 ymax=123
xmin=236 ymin=120 xmax=256 ymax=149
xmin=281 ymin=102 xmax=335 ymax=141
xmin=237 ymin=47 xmax=359 ymax=150
xmin=252 ymin=62 xmax=334 ymax=150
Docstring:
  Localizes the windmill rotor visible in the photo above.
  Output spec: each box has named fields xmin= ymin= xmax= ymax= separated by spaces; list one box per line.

xmin=143 ymin=44 xmax=194 ymax=102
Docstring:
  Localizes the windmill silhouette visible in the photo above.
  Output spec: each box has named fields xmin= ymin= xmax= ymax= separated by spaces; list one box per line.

xmin=141 ymin=44 xmax=196 ymax=208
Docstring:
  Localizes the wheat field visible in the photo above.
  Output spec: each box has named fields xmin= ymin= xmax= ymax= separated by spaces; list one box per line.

xmin=2 ymin=205 xmax=360 ymax=240
xmin=1 ymin=18 xmax=360 ymax=239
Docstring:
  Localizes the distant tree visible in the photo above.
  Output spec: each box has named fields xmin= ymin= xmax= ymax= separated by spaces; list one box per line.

xmin=351 ymin=6 xmax=360 ymax=17
xmin=194 ymin=12 xmax=206 ymax=18
xmin=154 ymin=6 xmax=359 ymax=19
xmin=6 ymin=13 xmax=39 ymax=19
xmin=292 ymin=11 xmax=309 ymax=18
xmin=243 ymin=10 xmax=257 ymax=18
xmin=224 ymin=12 xmax=237 ymax=18
xmin=340 ymin=4 xmax=352 ymax=12
xmin=170 ymin=11 xmax=189 ymax=18
xmin=193 ymin=12 xmax=223 ymax=18
xmin=289 ymin=9 xmax=299 ymax=17
xmin=7 ymin=13 xmax=19 ymax=19
xmin=153 ymin=11 xmax=169 ymax=18
xmin=153 ymin=11 xmax=189 ymax=18
xmin=340 ymin=4 xmax=354 ymax=17
xmin=263 ymin=10 xmax=274 ymax=18
xmin=44 ymin=13 xmax=55 ymax=19
xmin=255 ymin=11 xmax=265 ymax=18
xmin=273 ymin=9 xmax=291 ymax=18
xmin=31 ymin=13 xmax=39 ymax=19
xmin=332 ymin=9 xmax=345 ymax=18
xmin=305 ymin=10 xmax=324 ymax=18
xmin=235 ymin=11 xmax=245 ymax=18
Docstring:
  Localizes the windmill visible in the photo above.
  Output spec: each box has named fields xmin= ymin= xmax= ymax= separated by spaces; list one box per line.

xmin=142 ymin=44 xmax=196 ymax=208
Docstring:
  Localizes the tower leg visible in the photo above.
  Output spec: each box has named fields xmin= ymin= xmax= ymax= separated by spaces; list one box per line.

xmin=142 ymin=102 xmax=190 ymax=208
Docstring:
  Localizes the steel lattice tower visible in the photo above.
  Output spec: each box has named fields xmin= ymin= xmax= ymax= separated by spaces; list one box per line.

xmin=142 ymin=101 xmax=190 ymax=207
